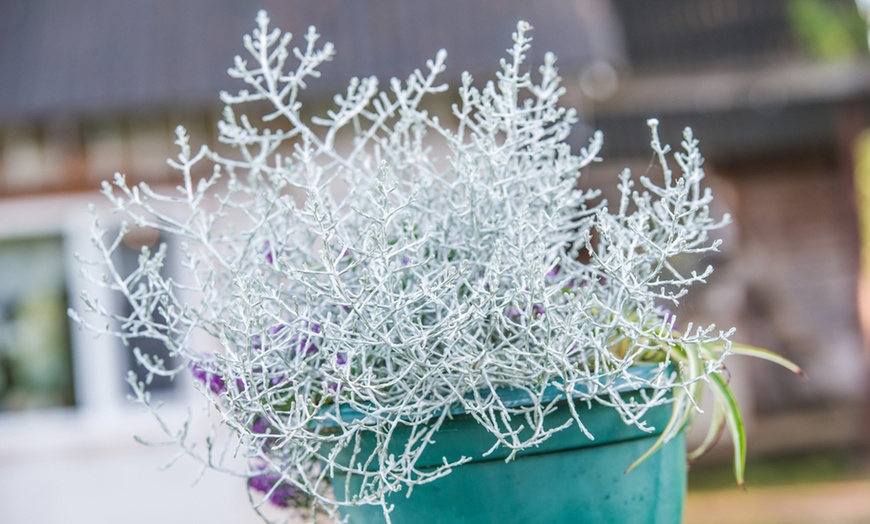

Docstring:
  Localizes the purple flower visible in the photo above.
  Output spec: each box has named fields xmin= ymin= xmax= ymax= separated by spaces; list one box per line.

xmin=505 ymin=304 xmax=545 ymax=320
xmin=268 ymin=323 xmax=287 ymax=335
xmin=251 ymin=417 xmax=270 ymax=435
xmin=263 ymin=241 xmax=275 ymax=265
xmin=250 ymin=324 xmax=287 ymax=353
xmin=269 ymin=373 xmax=289 ymax=385
xmin=190 ymin=362 xmax=227 ymax=395
xmin=269 ymin=484 xmax=298 ymax=507
xmin=248 ymin=472 xmax=278 ymax=493
xmin=299 ymin=322 xmax=321 ymax=356
xmin=208 ymin=373 xmax=226 ymax=394
xmin=248 ymin=473 xmax=297 ymax=508
xmin=190 ymin=362 xmax=208 ymax=382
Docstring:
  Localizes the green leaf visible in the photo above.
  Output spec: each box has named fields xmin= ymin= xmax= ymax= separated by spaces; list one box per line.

xmin=687 ymin=400 xmax=725 ymax=462
xmin=625 ymin=385 xmax=687 ymax=474
xmin=730 ymin=343 xmax=804 ymax=376
xmin=708 ymin=372 xmax=747 ymax=487
xmin=668 ymin=342 xmax=706 ymax=433
xmin=626 ymin=343 xmax=703 ymax=474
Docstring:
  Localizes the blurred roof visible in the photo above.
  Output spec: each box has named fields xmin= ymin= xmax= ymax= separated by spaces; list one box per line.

xmin=0 ymin=0 xmax=624 ymax=123
xmin=595 ymin=0 xmax=870 ymax=159
xmin=612 ymin=0 xmax=801 ymax=72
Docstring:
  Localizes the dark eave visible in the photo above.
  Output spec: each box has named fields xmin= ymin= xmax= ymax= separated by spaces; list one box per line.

xmin=589 ymin=59 xmax=870 ymax=160
xmin=0 ymin=0 xmax=623 ymax=124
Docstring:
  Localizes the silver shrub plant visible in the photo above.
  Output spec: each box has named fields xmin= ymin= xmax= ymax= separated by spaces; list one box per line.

xmin=73 ymin=11 xmax=799 ymax=522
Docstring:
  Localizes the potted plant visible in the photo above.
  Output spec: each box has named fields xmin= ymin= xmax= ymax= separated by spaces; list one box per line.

xmin=73 ymin=11 xmax=801 ymax=523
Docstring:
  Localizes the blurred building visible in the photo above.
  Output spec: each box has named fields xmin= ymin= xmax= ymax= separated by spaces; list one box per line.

xmin=584 ymin=0 xmax=870 ymax=458
xmin=0 ymin=0 xmax=869 ymax=522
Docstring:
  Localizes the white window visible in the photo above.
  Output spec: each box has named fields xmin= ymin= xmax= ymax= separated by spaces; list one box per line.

xmin=0 ymin=235 xmax=74 ymax=411
xmin=0 ymin=193 xmax=181 ymax=413
xmin=0 ymin=194 xmax=259 ymax=524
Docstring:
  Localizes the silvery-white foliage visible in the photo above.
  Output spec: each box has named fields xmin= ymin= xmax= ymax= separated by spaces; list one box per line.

xmin=72 ymin=11 xmax=732 ymax=522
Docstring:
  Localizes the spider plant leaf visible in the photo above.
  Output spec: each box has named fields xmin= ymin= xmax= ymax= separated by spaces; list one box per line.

xmin=624 ymin=385 xmax=687 ymax=474
xmin=687 ymin=400 xmax=725 ymax=462
xmin=674 ymin=342 xmax=705 ymax=430
xmin=708 ymin=372 xmax=746 ymax=487
xmin=730 ymin=343 xmax=804 ymax=376
xmin=626 ymin=339 xmax=708 ymax=474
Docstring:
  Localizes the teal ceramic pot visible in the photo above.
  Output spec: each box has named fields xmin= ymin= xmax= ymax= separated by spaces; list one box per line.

xmin=329 ymin=374 xmax=686 ymax=523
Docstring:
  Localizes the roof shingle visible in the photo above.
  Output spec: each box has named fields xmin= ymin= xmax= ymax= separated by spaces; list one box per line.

xmin=0 ymin=0 xmax=622 ymax=123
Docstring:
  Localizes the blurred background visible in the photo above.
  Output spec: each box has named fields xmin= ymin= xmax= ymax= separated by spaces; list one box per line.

xmin=1 ymin=1 xmax=869 ymax=522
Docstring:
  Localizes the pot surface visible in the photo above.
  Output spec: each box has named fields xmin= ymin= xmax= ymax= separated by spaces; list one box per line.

xmin=332 ymin=393 xmax=686 ymax=523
